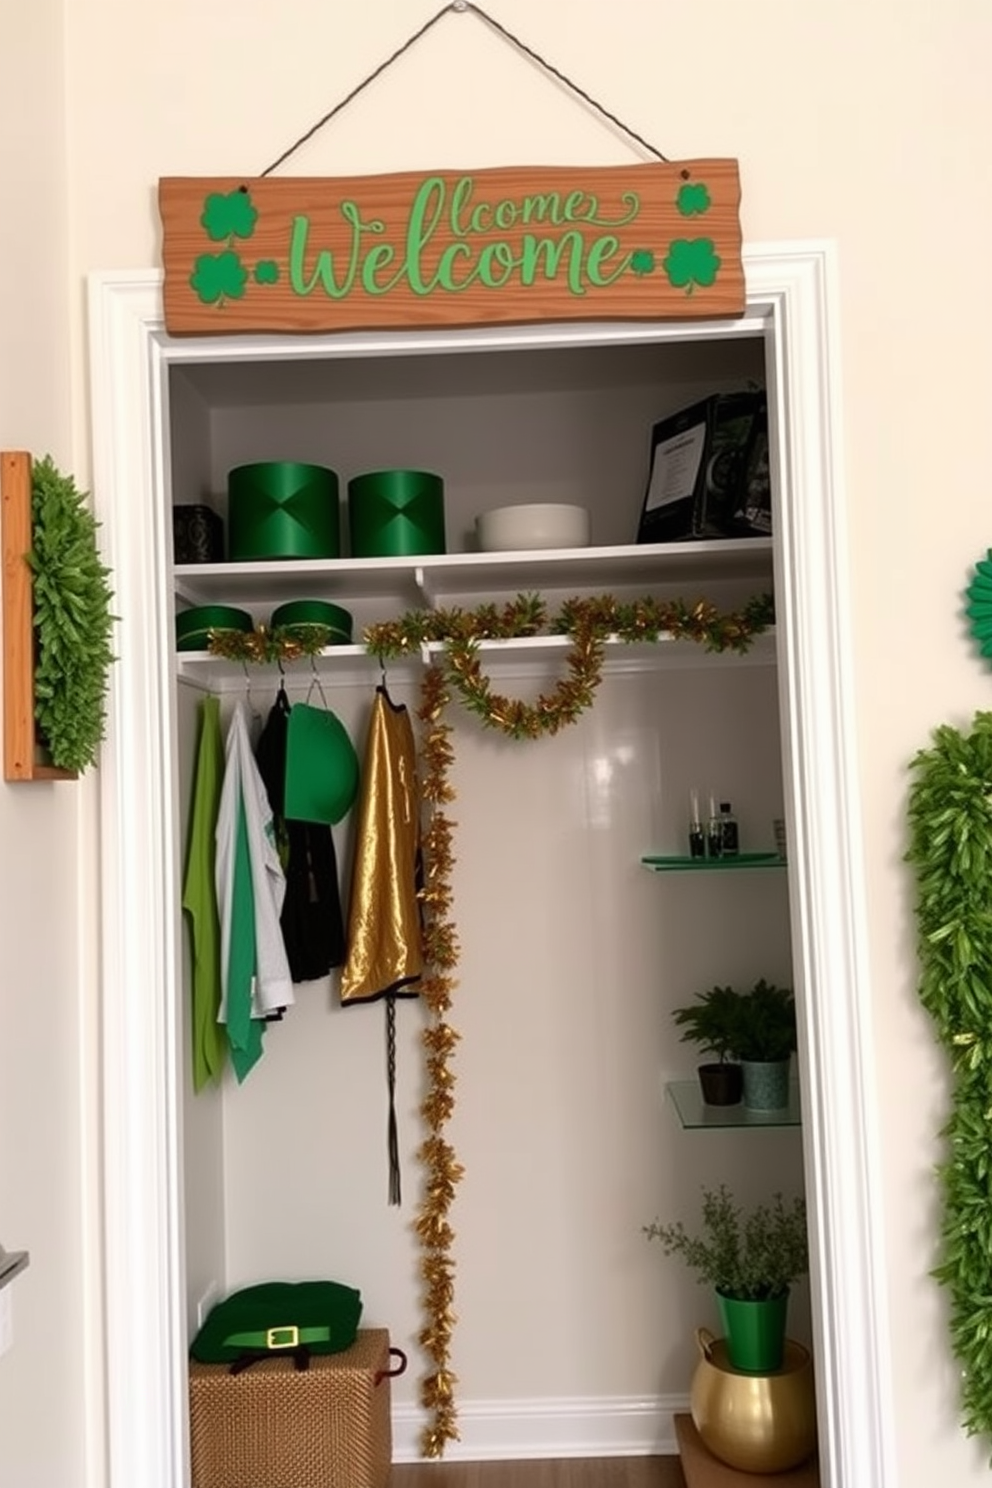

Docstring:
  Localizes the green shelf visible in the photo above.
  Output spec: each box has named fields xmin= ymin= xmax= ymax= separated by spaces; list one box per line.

xmin=667 ymin=1080 xmax=801 ymax=1129
xmin=642 ymin=852 xmax=786 ymax=872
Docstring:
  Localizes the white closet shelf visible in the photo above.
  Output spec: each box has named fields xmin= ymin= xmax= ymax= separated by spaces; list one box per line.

xmin=173 ymin=537 xmax=774 ymax=609
xmin=175 ymin=629 xmax=778 ymax=686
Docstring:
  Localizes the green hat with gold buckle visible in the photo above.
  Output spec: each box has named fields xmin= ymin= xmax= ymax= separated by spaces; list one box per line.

xmin=189 ymin=1280 xmax=363 ymax=1363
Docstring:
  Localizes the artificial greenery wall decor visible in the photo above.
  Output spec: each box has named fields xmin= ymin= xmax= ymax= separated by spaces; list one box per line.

xmin=907 ymin=711 xmax=992 ymax=1446
xmin=29 ymin=456 xmax=116 ymax=772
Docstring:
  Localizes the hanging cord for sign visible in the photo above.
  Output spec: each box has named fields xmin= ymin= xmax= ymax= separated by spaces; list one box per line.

xmin=259 ymin=0 xmax=667 ymax=178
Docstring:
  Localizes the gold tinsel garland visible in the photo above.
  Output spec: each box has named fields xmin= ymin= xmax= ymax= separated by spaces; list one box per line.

xmin=206 ymin=622 xmax=338 ymax=664
xmin=366 ymin=591 xmax=774 ymax=740
xmin=414 ymin=664 xmax=464 ymax=1457
xmin=209 ymin=588 xmax=775 ymax=1457
xmin=395 ymin=589 xmax=774 ymax=1455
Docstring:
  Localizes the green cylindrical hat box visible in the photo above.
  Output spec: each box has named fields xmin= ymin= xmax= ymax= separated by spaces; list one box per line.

xmin=347 ymin=470 xmax=446 ymax=558
xmin=228 ymin=462 xmax=340 ymax=561
xmin=270 ymin=600 xmax=353 ymax=646
xmin=176 ymin=605 xmax=254 ymax=652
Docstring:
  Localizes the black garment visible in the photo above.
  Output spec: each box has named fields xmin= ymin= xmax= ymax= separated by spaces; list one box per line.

xmin=255 ymin=685 xmax=346 ymax=983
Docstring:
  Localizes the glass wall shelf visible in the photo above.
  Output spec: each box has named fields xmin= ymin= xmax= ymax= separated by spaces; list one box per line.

xmin=642 ymin=853 xmax=786 ymax=872
xmin=667 ymin=1080 xmax=801 ymax=1129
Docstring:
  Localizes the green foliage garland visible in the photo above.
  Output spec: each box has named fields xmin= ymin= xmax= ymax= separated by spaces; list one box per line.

xmin=29 ymin=456 xmax=116 ymax=772
xmin=907 ymin=711 xmax=992 ymax=1444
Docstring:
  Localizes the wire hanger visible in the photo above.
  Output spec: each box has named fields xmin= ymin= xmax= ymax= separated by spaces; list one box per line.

xmin=241 ymin=661 xmax=263 ymax=732
xmin=305 ymin=654 xmax=331 ymax=711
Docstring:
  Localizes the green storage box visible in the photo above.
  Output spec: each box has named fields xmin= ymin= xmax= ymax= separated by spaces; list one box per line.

xmin=228 ymin=462 xmax=340 ymax=561
xmin=176 ymin=605 xmax=254 ymax=652
xmin=347 ymin=470 xmax=445 ymax=558
xmin=270 ymin=600 xmax=353 ymax=645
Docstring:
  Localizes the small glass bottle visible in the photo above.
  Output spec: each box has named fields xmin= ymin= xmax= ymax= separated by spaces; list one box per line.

xmin=688 ymin=788 xmax=706 ymax=858
xmin=719 ymin=801 xmax=739 ymax=857
xmin=706 ymin=795 xmax=723 ymax=858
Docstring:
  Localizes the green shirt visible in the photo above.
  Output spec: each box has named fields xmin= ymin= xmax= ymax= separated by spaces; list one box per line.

xmin=182 ymin=696 xmax=228 ymax=1090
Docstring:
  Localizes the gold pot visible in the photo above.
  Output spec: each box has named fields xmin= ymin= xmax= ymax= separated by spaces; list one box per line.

xmin=690 ymin=1327 xmax=817 ymax=1473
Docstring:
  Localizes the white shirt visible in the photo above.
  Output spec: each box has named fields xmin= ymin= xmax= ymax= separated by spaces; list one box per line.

xmin=215 ymin=700 xmax=294 ymax=1022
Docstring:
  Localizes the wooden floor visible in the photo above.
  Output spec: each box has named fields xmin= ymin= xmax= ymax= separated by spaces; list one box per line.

xmin=390 ymin=1458 xmax=686 ymax=1486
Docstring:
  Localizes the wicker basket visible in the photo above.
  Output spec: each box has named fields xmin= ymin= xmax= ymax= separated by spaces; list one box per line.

xmin=189 ymin=1327 xmax=400 ymax=1488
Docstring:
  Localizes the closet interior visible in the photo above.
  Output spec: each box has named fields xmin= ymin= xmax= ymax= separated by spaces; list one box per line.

xmin=167 ymin=326 xmax=809 ymax=1427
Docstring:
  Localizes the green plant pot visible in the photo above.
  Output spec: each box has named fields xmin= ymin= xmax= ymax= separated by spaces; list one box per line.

xmin=716 ymin=1288 xmax=789 ymax=1373
xmin=741 ymin=1058 xmax=791 ymax=1111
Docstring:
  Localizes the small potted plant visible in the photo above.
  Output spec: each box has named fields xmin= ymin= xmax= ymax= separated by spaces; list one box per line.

xmin=733 ymin=979 xmax=797 ymax=1111
xmin=644 ymin=1183 xmax=809 ymax=1372
xmin=672 ymin=984 xmax=744 ymax=1106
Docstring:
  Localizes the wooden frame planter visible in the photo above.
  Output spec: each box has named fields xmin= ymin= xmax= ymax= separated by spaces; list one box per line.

xmin=1 ymin=450 xmax=77 ymax=781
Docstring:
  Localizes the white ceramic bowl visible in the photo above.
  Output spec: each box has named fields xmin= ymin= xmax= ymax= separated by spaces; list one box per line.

xmin=475 ymin=502 xmax=591 ymax=552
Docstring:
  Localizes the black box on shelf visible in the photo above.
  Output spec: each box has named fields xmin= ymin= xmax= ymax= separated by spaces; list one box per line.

xmin=173 ymin=504 xmax=224 ymax=564
xmin=636 ymin=391 xmax=768 ymax=544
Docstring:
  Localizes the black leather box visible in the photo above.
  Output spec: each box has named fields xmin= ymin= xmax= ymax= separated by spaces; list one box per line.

xmin=637 ymin=392 xmax=767 ymax=544
xmin=173 ymin=504 xmax=224 ymax=564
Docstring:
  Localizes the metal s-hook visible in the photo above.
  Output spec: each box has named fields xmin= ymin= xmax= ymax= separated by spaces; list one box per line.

xmin=377 ymin=651 xmax=398 ymax=705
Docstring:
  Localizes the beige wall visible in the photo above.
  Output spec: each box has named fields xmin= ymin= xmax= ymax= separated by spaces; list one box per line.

xmin=2 ymin=0 xmax=991 ymax=1483
xmin=0 ymin=3 xmax=95 ymax=1487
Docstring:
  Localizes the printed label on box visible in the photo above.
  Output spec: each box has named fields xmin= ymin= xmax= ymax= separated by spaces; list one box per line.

xmin=644 ymin=422 xmax=707 ymax=512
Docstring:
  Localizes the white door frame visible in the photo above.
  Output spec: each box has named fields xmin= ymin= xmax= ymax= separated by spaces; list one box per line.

xmin=87 ymin=243 xmax=895 ymax=1488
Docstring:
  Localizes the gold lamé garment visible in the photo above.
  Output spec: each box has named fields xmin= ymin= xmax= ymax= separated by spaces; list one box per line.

xmin=339 ymin=687 xmax=423 ymax=1003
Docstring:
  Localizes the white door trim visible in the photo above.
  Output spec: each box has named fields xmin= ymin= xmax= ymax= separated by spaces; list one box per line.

xmin=87 ymin=245 xmax=895 ymax=1487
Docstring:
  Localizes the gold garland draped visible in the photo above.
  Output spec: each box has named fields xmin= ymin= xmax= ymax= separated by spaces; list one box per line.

xmin=413 ymin=666 xmax=463 ymax=1457
xmin=210 ymin=588 xmax=774 ymax=1457
xmin=368 ymin=589 xmax=774 ymax=1457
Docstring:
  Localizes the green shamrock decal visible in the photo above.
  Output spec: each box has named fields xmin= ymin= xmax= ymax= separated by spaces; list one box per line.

xmin=200 ymin=189 xmax=258 ymax=242
xmin=676 ymin=182 xmax=712 ymax=216
xmin=190 ymin=250 xmax=249 ymax=306
xmin=663 ymin=238 xmax=722 ymax=293
xmin=254 ymin=260 xmax=280 ymax=285
xmin=630 ymin=249 xmax=656 ymax=276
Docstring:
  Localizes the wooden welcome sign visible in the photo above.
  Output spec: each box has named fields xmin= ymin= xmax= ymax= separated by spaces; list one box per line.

xmin=158 ymin=161 xmax=744 ymax=335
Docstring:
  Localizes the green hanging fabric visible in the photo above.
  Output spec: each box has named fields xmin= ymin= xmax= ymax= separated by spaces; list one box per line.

xmin=182 ymin=697 xmax=228 ymax=1091
xmin=226 ymin=798 xmax=265 ymax=1083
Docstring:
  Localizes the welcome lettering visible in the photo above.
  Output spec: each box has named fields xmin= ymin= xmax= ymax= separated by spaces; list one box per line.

xmin=288 ymin=174 xmax=637 ymax=301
